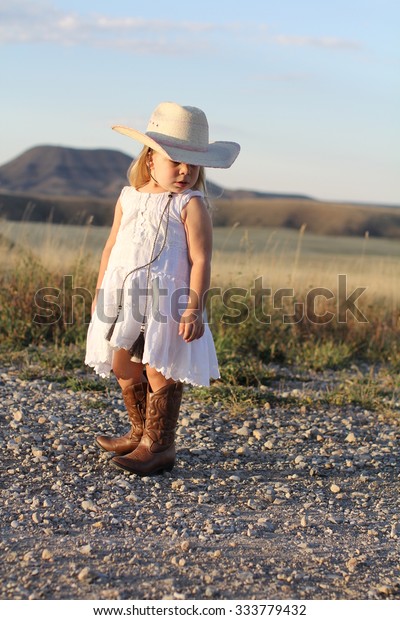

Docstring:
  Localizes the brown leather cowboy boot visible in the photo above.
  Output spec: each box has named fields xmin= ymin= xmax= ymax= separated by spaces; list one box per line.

xmin=112 ymin=381 xmax=183 ymax=475
xmin=95 ymin=382 xmax=147 ymax=456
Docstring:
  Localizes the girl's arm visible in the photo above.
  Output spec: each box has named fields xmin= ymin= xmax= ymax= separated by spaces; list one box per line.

xmin=91 ymin=198 xmax=123 ymax=314
xmin=179 ymin=196 xmax=213 ymax=342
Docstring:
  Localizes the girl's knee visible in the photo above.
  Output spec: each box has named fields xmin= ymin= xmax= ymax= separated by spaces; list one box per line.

xmin=145 ymin=365 xmax=162 ymax=381
xmin=145 ymin=365 xmax=175 ymax=391
xmin=112 ymin=349 xmax=139 ymax=380
xmin=111 ymin=358 xmax=124 ymax=379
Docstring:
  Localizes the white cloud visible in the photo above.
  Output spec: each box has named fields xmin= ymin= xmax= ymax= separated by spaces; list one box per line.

xmin=0 ymin=0 xmax=363 ymax=55
xmin=0 ymin=1 xmax=214 ymax=51
xmin=273 ymin=34 xmax=362 ymax=51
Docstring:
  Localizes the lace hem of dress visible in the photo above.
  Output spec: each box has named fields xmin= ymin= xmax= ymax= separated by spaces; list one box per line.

xmin=85 ymin=355 xmax=220 ymax=387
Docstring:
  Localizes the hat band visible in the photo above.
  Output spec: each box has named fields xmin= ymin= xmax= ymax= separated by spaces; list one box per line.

xmin=148 ymin=134 xmax=209 ymax=154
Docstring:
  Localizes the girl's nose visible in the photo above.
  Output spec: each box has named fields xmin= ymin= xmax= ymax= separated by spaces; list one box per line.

xmin=179 ymin=162 xmax=191 ymax=174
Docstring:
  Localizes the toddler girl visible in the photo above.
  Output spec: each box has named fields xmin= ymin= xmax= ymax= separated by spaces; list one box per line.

xmin=85 ymin=102 xmax=240 ymax=475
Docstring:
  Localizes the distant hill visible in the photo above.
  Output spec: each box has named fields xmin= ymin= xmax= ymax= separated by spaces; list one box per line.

xmin=1 ymin=145 xmax=400 ymax=238
xmin=0 ymin=144 xmax=311 ymax=201
xmin=211 ymin=198 xmax=400 ymax=238
xmin=0 ymin=145 xmax=132 ymax=198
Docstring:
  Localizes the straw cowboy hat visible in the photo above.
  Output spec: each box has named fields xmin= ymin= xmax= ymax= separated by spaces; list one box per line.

xmin=112 ymin=102 xmax=240 ymax=168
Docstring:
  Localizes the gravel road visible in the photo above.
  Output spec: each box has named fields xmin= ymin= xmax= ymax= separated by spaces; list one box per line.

xmin=1 ymin=363 xmax=399 ymax=600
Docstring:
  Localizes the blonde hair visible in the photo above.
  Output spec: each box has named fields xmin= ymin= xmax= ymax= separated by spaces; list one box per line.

xmin=127 ymin=146 xmax=211 ymax=209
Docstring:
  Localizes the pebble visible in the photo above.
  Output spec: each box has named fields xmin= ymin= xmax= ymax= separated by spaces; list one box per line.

xmin=265 ymin=488 xmax=276 ymax=503
xmin=171 ymin=479 xmax=185 ymax=490
xmin=229 ymin=475 xmax=241 ymax=483
xmin=180 ymin=541 xmax=190 ymax=552
xmin=81 ymin=500 xmax=97 ymax=512
xmin=41 ymin=549 xmax=53 ymax=560
xmin=346 ymin=558 xmax=358 ymax=573
xmin=247 ymin=499 xmax=258 ymax=510
xmin=78 ymin=567 xmax=93 ymax=582
xmin=80 ymin=544 xmax=92 ymax=555
xmin=236 ymin=426 xmax=250 ymax=437
xmin=0 ymin=363 xmax=399 ymax=601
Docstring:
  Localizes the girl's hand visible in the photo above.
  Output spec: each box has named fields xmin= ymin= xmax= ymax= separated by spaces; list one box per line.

xmin=178 ymin=309 xmax=205 ymax=342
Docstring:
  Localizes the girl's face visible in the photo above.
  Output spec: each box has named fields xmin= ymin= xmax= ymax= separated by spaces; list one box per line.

xmin=148 ymin=151 xmax=200 ymax=193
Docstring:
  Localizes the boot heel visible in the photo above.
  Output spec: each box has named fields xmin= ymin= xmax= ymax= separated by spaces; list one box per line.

xmin=149 ymin=463 xmax=175 ymax=476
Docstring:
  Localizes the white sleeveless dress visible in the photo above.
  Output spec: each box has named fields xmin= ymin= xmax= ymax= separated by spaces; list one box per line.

xmin=85 ymin=187 xmax=220 ymax=387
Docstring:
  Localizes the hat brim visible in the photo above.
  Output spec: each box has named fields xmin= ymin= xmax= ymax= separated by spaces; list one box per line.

xmin=112 ymin=125 xmax=240 ymax=169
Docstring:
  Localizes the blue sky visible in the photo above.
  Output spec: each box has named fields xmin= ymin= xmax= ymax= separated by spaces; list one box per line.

xmin=1 ymin=0 xmax=399 ymax=203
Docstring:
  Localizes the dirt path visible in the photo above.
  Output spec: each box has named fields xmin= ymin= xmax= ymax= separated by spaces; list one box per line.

xmin=1 ymin=365 xmax=399 ymax=600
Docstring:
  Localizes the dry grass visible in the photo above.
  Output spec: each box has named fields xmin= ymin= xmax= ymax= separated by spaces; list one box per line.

xmin=2 ymin=220 xmax=399 ymax=317
xmin=0 ymin=221 xmax=399 ymax=380
xmin=212 ymin=226 xmax=400 ymax=309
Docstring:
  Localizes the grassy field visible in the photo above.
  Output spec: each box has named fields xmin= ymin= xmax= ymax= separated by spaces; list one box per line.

xmin=0 ymin=220 xmax=399 ymax=410
xmin=3 ymin=219 xmax=399 ymax=301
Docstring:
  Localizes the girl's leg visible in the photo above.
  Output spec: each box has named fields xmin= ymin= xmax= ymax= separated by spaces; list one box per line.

xmin=112 ymin=349 xmax=146 ymax=390
xmin=145 ymin=365 xmax=175 ymax=392
xmin=95 ymin=349 xmax=147 ymax=455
